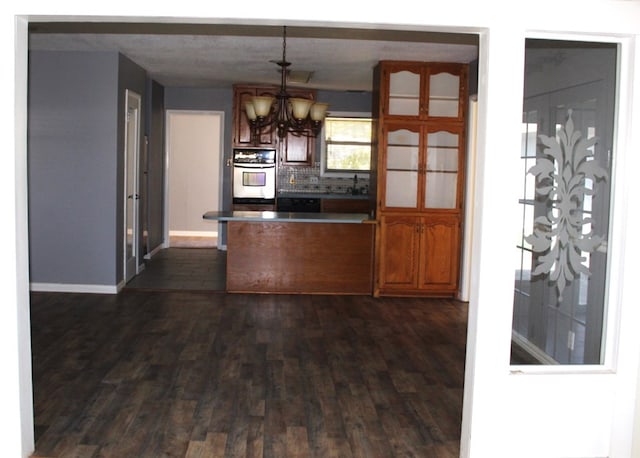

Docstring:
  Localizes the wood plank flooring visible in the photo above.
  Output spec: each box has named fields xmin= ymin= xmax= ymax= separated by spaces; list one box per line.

xmin=125 ymin=248 xmax=226 ymax=291
xmin=30 ymin=288 xmax=468 ymax=457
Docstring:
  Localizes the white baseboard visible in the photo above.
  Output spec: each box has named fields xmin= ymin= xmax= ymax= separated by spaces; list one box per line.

xmin=30 ymin=282 xmax=119 ymax=295
xmin=144 ymin=243 xmax=164 ymax=259
xmin=169 ymin=230 xmax=217 ymax=237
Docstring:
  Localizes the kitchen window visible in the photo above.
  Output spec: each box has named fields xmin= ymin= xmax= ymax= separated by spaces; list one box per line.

xmin=320 ymin=113 xmax=372 ymax=177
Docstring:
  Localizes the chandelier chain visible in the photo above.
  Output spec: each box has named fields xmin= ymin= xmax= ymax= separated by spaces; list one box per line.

xmin=244 ymin=25 xmax=328 ymax=141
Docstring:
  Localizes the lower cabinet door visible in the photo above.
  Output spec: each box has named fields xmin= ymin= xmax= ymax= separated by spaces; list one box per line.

xmin=379 ymin=215 xmax=420 ymax=290
xmin=418 ymin=216 xmax=460 ymax=291
xmin=378 ymin=214 xmax=460 ymax=296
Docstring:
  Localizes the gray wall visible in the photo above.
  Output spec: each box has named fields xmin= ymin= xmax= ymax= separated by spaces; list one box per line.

xmin=317 ymin=90 xmax=372 ymax=113
xmin=28 ymin=50 xmax=146 ymax=287
xmin=28 ymin=51 xmax=119 ymax=286
xmin=145 ymin=80 xmax=165 ymax=254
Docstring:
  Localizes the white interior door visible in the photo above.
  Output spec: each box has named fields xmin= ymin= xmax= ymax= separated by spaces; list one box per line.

xmin=124 ymin=90 xmax=141 ymax=282
xmin=462 ymin=31 xmax=639 ymax=458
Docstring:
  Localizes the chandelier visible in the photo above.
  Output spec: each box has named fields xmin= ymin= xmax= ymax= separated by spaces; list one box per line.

xmin=244 ymin=26 xmax=329 ymax=141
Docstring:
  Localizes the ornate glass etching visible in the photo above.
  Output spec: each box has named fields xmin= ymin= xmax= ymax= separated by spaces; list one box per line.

xmin=526 ymin=109 xmax=608 ymax=302
xmin=512 ymin=39 xmax=615 ymax=365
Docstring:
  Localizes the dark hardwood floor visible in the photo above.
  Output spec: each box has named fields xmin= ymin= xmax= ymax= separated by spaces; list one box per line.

xmin=125 ymin=248 xmax=226 ymax=291
xmin=30 ymin=248 xmax=468 ymax=457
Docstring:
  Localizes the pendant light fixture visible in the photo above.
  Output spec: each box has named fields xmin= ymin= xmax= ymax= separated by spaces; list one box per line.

xmin=244 ymin=26 xmax=329 ymax=141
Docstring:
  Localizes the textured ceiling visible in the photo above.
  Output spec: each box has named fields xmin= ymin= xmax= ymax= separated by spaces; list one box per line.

xmin=29 ymin=23 xmax=479 ymax=91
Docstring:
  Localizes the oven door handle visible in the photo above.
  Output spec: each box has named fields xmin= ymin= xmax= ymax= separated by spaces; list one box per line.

xmin=233 ymin=164 xmax=275 ymax=169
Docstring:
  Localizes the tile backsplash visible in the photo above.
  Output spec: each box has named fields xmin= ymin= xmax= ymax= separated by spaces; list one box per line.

xmin=277 ymin=163 xmax=370 ymax=195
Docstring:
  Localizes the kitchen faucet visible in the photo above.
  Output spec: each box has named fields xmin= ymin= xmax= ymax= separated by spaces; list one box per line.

xmin=351 ymin=174 xmax=359 ymax=195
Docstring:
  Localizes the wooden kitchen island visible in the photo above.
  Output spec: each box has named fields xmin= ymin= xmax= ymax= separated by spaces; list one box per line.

xmin=203 ymin=211 xmax=375 ymax=294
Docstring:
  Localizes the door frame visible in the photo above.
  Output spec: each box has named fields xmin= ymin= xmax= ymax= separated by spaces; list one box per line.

xmin=164 ymin=110 xmax=225 ymax=249
xmin=9 ymin=7 xmax=640 ymax=458
xmin=124 ymin=89 xmax=142 ymax=282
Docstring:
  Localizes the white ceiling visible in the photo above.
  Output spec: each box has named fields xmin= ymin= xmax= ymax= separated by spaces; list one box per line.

xmin=28 ymin=23 xmax=479 ymax=92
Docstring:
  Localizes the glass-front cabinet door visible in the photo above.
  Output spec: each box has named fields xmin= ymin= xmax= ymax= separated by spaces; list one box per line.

xmin=426 ymin=64 xmax=465 ymax=121
xmin=425 ymin=126 xmax=462 ymax=209
xmin=381 ymin=123 xmax=462 ymax=212
xmin=386 ymin=65 xmax=423 ymax=117
xmin=382 ymin=124 xmax=421 ymax=209
xmin=382 ymin=62 xmax=467 ymax=121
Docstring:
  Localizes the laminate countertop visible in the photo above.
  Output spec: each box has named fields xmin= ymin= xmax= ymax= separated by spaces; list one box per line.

xmin=202 ymin=210 xmax=372 ymax=224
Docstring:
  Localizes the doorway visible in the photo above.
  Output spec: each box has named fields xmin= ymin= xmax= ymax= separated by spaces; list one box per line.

xmin=165 ymin=110 xmax=223 ymax=249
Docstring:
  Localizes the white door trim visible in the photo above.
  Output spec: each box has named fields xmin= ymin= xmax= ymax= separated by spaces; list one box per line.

xmin=164 ymin=109 xmax=225 ymax=249
xmin=124 ymin=89 xmax=142 ymax=282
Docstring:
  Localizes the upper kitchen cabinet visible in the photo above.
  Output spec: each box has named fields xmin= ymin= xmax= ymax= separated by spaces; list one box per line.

xmin=279 ymin=130 xmax=315 ymax=166
xmin=278 ymin=87 xmax=316 ymax=166
xmin=379 ymin=61 xmax=468 ymax=122
xmin=233 ymin=85 xmax=278 ymax=148
xmin=233 ymin=85 xmax=316 ymax=166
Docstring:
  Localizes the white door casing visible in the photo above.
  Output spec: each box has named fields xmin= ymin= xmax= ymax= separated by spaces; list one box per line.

xmin=164 ymin=110 xmax=223 ymax=248
xmin=124 ymin=90 xmax=141 ymax=283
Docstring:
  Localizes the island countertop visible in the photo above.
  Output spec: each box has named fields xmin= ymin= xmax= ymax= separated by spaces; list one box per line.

xmin=202 ymin=210 xmax=372 ymax=224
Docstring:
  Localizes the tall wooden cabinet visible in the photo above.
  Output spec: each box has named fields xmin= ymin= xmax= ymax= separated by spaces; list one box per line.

xmin=233 ymin=84 xmax=316 ymax=166
xmin=373 ymin=61 xmax=468 ymax=297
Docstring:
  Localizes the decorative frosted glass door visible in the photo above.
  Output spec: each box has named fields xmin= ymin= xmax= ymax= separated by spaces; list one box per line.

xmin=384 ymin=126 xmax=420 ymax=208
xmin=512 ymin=40 xmax=616 ymax=365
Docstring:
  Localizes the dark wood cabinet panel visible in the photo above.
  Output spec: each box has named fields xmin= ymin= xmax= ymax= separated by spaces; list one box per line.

xmin=278 ymin=88 xmax=317 ymax=166
xmin=321 ymin=198 xmax=370 ymax=214
xmin=280 ymin=130 xmax=314 ymax=165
